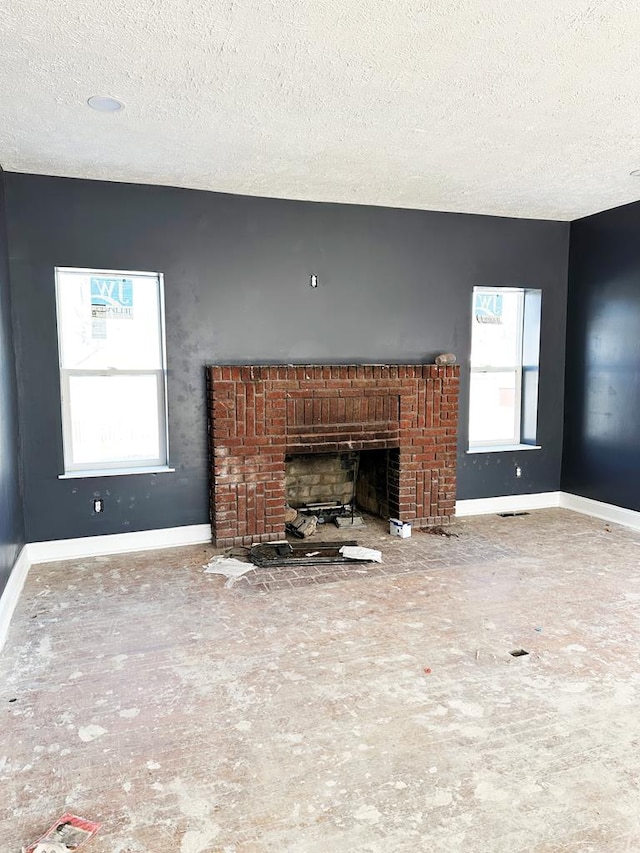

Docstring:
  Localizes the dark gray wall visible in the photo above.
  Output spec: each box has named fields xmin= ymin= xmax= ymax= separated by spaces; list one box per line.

xmin=563 ymin=200 xmax=640 ymax=509
xmin=5 ymin=173 xmax=569 ymax=542
xmin=0 ymin=169 xmax=24 ymax=590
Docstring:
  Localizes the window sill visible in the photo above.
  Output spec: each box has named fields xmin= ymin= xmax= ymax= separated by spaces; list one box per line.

xmin=466 ymin=444 xmax=542 ymax=454
xmin=58 ymin=466 xmax=175 ymax=479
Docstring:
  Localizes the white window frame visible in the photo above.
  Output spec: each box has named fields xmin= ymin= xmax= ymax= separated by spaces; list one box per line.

xmin=55 ymin=267 xmax=171 ymax=477
xmin=469 ymin=286 xmax=525 ymax=450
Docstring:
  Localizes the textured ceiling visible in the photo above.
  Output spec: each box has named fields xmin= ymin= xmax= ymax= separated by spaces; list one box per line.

xmin=3 ymin=0 xmax=640 ymax=220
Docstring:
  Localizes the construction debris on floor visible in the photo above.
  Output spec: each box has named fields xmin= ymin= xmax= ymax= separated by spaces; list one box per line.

xmin=419 ymin=525 xmax=459 ymax=538
xmin=202 ymin=511 xmax=385 ymax=585
xmin=203 ymin=556 xmax=254 ymax=587
xmin=339 ymin=545 xmax=382 ymax=562
xmin=287 ymin=513 xmax=318 ymax=538
xmin=285 ymin=502 xmax=365 ymax=537
xmin=22 ymin=813 xmax=101 ymax=853
xmin=249 ymin=540 xmax=381 ymax=568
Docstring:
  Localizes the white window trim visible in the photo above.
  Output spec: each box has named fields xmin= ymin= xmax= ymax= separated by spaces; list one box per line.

xmin=466 ymin=444 xmax=541 ymax=455
xmin=469 ymin=287 xmax=526 ymax=450
xmin=58 ymin=467 xmax=175 ymax=480
xmin=55 ymin=267 xmax=170 ymax=477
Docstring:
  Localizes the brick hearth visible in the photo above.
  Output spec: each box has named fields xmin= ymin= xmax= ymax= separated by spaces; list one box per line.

xmin=207 ymin=364 xmax=460 ymax=547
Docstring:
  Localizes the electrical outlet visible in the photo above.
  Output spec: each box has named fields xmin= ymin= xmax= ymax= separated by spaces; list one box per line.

xmin=515 ymin=465 xmax=522 ymax=479
xmin=93 ymin=498 xmax=104 ymax=513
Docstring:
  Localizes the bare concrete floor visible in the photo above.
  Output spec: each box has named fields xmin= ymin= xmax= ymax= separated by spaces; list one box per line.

xmin=2 ymin=509 xmax=640 ymax=852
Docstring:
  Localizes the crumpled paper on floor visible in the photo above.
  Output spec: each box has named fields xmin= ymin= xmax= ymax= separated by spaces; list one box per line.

xmin=30 ymin=844 xmax=69 ymax=853
xmin=203 ymin=556 xmax=254 ymax=587
xmin=339 ymin=545 xmax=383 ymax=563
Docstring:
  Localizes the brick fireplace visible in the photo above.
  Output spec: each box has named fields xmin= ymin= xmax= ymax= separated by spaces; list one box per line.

xmin=207 ymin=364 xmax=460 ymax=547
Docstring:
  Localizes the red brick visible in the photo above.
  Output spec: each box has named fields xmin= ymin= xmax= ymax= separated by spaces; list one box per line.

xmin=208 ymin=362 xmax=459 ymax=538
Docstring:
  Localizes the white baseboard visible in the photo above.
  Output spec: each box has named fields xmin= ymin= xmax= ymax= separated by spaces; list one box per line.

xmin=559 ymin=493 xmax=640 ymax=533
xmin=455 ymin=491 xmax=561 ymax=517
xmin=27 ymin=523 xmax=212 ymax=564
xmin=455 ymin=490 xmax=640 ymax=533
xmin=0 ymin=546 xmax=31 ymax=654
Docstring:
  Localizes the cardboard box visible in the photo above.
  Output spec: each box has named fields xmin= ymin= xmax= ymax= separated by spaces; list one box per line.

xmin=389 ymin=518 xmax=411 ymax=538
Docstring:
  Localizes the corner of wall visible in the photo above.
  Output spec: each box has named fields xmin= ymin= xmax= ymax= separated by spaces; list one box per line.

xmin=0 ymin=165 xmax=27 ymax=596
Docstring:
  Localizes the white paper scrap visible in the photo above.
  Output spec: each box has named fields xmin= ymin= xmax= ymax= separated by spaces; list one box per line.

xmin=339 ymin=545 xmax=382 ymax=563
xmin=203 ymin=557 xmax=254 ymax=587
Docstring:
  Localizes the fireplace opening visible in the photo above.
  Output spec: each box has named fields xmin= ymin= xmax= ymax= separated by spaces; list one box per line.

xmin=285 ymin=452 xmax=358 ymax=509
xmin=356 ymin=448 xmax=400 ymax=520
xmin=285 ymin=449 xmax=400 ymax=522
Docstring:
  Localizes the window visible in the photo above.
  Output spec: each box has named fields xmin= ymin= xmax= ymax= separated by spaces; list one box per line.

xmin=55 ymin=267 xmax=169 ymax=476
xmin=469 ymin=287 xmax=541 ymax=450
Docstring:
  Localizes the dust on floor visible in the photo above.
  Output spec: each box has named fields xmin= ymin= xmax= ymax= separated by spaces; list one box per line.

xmin=2 ymin=509 xmax=640 ymax=852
